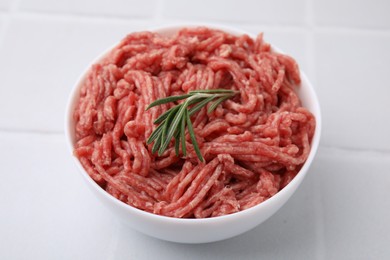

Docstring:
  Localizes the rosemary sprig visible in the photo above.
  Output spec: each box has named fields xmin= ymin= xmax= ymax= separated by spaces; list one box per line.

xmin=146 ymin=89 xmax=239 ymax=162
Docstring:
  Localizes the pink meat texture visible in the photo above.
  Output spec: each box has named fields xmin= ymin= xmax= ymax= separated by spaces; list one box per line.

xmin=73 ymin=27 xmax=315 ymax=218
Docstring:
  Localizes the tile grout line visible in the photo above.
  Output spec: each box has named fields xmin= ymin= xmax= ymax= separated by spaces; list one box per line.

xmin=313 ymin=169 xmax=326 ymax=260
xmin=320 ymin=144 xmax=390 ymax=156
xmin=0 ymin=128 xmax=64 ymax=136
xmin=2 ymin=8 xmax=390 ymax=34
xmin=0 ymin=12 xmax=9 ymax=49
xmin=305 ymin=0 xmax=317 ymax=86
xmin=0 ymin=0 xmax=21 ymax=48
xmin=306 ymin=1 xmax=325 ymax=259
xmin=5 ymin=10 xmax=154 ymax=25
xmin=0 ymin=15 xmax=5 ymax=49
xmin=7 ymin=10 xmax=305 ymax=30
xmin=314 ymin=25 xmax=390 ymax=35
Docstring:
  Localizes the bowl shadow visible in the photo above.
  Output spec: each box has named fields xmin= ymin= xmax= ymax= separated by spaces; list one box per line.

xmin=113 ymin=162 xmax=322 ymax=259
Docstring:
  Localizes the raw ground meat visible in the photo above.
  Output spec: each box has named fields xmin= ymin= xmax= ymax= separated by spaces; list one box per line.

xmin=73 ymin=27 xmax=316 ymax=218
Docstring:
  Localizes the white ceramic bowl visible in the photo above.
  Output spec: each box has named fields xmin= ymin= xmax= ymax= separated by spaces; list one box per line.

xmin=65 ymin=24 xmax=321 ymax=244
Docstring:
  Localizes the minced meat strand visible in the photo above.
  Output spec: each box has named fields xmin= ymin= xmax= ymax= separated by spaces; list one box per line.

xmin=73 ymin=27 xmax=315 ymax=218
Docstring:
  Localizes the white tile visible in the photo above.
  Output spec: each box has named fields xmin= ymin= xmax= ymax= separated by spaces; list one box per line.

xmin=317 ymin=147 xmax=390 ymax=259
xmin=19 ymin=0 xmax=156 ymax=18
xmin=0 ymin=0 xmax=13 ymax=10
xmin=314 ymin=31 xmax=390 ymax=151
xmin=162 ymin=0 xmax=307 ymax=25
xmin=0 ymin=14 xmax=4 ymax=30
xmin=313 ymin=0 xmax=390 ymax=29
xmin=0 ymin=133 xmax=117 ymax=259
xmin=0 ymin=17 xmax=150 ymax=132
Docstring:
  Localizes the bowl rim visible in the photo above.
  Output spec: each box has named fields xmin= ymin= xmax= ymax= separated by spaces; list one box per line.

xmin=64 ymin=23 xmax=322 ymax=224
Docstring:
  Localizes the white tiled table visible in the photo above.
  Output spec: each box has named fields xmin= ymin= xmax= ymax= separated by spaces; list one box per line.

xmin=1 ymin=1 xmax=389 ymax=259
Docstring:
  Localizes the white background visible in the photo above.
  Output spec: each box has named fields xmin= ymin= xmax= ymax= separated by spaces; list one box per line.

xmin=0 ymin=0 xmax=389 ymax=259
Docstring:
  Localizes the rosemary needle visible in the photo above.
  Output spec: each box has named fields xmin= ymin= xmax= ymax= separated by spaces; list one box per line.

xmin=146 ymin=89 xmax=239 ymax=162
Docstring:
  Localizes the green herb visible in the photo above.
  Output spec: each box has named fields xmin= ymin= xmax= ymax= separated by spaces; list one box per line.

xmin=146 ymin=89 xmax=239 ymax=162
